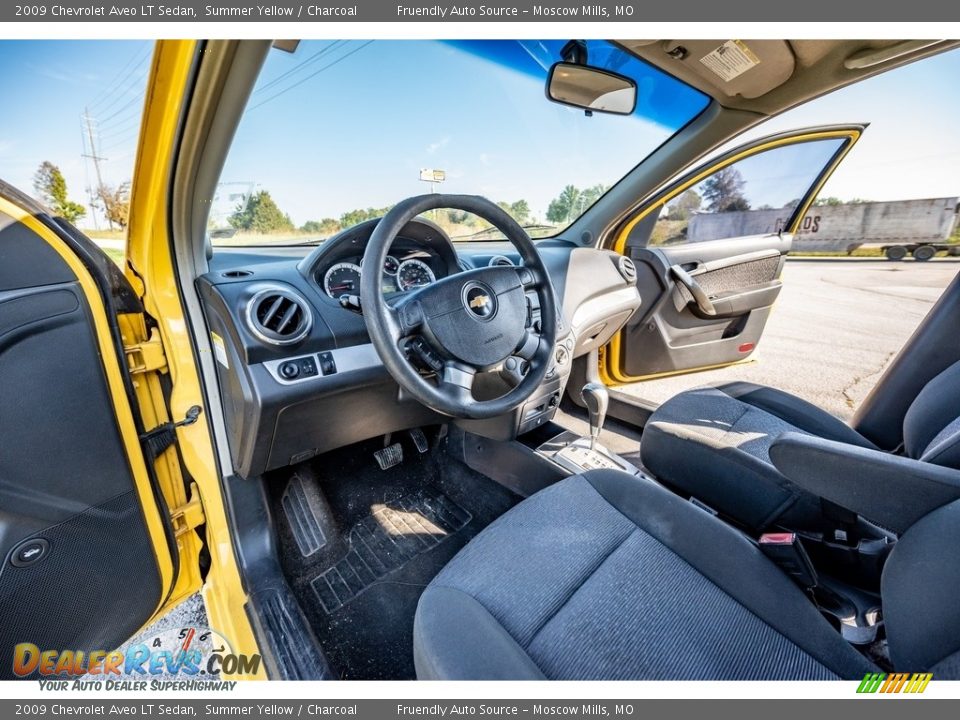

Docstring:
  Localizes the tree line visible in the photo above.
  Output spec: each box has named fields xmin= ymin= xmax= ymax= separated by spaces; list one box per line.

xmin=227 ymin=185 xmax=612 ymax=236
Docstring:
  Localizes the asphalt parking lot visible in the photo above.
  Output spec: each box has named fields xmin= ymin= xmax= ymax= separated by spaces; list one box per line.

xmin=617 ymin=259 xmax=960 ymax=421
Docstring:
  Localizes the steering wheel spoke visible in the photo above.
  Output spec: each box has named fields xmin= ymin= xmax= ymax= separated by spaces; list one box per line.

xmin=441 ymin=360 xmax=476 ymax=402
xmin=386 ymin=297 xmax=424 ymax=340
xmin=516 ymin=265 xmax=545 ymax=291
xmin=514 ymin=330 xmax=542 ymax=362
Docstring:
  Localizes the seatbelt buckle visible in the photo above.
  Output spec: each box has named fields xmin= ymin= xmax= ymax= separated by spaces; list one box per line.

xmin=759 ymin=532 xmax=819 ymax=590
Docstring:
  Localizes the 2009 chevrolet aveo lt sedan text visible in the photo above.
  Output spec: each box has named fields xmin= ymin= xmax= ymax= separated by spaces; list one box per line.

xmin=2 ymin=39 xmax=960 ymax=681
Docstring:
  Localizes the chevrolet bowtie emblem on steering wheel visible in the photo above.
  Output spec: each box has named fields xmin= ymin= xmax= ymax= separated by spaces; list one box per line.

xmin=463 ymin=283 xmax=496 ymax=319
xmin=469 ymin=293 xmax=490 ymax=310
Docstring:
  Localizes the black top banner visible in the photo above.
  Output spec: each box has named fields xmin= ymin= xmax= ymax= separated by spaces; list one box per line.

xmin=5 ymin=0 xmax=960 ymax=21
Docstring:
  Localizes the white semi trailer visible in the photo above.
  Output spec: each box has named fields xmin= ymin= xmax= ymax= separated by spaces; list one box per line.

xmin=687 ymin=196 xmax=959 ymax=260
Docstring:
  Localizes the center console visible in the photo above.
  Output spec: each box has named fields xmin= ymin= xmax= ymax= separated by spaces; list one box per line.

xmin=536 ymin=382 xmax=643 ymax=477
xmin=450 ymin=380 xmax=647 ymax=499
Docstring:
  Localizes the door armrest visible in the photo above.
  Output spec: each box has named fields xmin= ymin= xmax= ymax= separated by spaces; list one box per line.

xmin=769 ymin=431 xmax=960 ymax=534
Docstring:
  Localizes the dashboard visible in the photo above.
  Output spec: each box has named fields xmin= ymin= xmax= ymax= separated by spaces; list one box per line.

xmin=197 ymin=217 xmax=642 ymax=479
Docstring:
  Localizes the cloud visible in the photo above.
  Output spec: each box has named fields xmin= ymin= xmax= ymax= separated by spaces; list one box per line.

xmin=23 ymin=62 xmax=101 ymax=85
xmin=426 ymin=136 xmax=450 ymax=155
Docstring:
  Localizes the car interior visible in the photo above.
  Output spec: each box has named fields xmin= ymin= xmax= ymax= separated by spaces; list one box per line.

xmin=184 ymin=39 xmax=960 ymax=681
xmin=2 ymin=38 xmax=960 ymax=683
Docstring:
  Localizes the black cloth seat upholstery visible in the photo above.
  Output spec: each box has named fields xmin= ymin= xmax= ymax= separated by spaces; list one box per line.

xmin=413 ymin=470 xmax=877 ymax=681
xmin=640 ymin=361 xmax=960 ymax=531
xmin=415 ymin=470 xmax=960 ymax=680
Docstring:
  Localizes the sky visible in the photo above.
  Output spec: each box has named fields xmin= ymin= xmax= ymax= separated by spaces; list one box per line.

xmin=0 ymin=40 xmax=958 ymax=232
xmin=216 ymin=39 xmax=707 ymax=230
xmin=0 ymin=40 xmax=151 ymax=229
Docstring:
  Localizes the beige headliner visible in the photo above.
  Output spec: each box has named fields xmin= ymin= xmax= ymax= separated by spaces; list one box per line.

xmin=621 ymin=40 xmax=960 ymax=116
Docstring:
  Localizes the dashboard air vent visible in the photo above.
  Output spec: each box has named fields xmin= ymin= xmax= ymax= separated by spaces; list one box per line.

xmin=245 ymin=287 xmax=312 ymax=346
xmin=618 ymin=256 xmax=637 ymax=282
xmin=488 ymin=255 xmax=515 ymax=267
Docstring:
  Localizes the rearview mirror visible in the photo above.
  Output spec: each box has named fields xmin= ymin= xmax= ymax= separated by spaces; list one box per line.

xmin=546 ymin=62 xmax=637 ymax=116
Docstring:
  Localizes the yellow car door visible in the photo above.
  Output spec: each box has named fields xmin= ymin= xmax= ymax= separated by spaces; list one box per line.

xmin=0 ymin=179 xmax=202 ymax=677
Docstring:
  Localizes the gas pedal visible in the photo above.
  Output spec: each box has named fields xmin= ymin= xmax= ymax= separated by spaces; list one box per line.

xmin=374 ymin=442 xmax=404 ymax=470
xmin=408 ymin=428 xmax=429 ymax=454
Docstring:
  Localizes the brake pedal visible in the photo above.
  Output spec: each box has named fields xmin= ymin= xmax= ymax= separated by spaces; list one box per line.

xmin=374 ymin=442 xmax=404 ymax=470
xmin=409 ymin=428 xmax=429 ymax=454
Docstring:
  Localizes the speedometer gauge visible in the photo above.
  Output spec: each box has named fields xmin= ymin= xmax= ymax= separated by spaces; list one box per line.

xmin=396 ymin=259 xmax=436 ymax=291
xmin=323 ymin=262 xmax=362 ymax=299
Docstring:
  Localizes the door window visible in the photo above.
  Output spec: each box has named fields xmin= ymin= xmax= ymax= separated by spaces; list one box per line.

xmin=649 ymin=138 xmax=846 ymax=246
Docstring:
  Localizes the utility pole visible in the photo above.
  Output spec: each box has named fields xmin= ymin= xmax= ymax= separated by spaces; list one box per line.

xmin=79 ymin=125 xmax=99 ymax=231
xmin=81 ymin=108 xmax=111 ymax=230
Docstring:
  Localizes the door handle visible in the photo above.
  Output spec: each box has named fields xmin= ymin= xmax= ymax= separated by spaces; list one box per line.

xmin=670 ymin=264 xmax=717 ymax=317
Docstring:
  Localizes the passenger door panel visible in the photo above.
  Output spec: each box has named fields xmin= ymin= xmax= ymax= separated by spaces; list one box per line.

xmin=623 ymin=235 xmax=789 ymax=378
xmin=605 ymin=125 xmax=864 ymax=384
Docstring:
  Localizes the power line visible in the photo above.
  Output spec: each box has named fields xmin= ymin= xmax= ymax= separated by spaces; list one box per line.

xmin=253 ymin=40 xmax=344 ymax=95
xmin=96 ymin=90 xmax=146 ymax=126
xmin=89 ymin=46 xmax=151 ymax=115
xmin=100 ymin=132 xmax=140 ymax=155
xmin=91 ymin=64 xmax=149 ymax=118
xmin=249 ymin=41 xmax=375 ymax=111
xmin=88 ymin=43 xmax=151 ymax=111
xmin=97 ymin=114 xmax=141 ymax=139
xmin=95 ymin=105 xmax=144 ymax=138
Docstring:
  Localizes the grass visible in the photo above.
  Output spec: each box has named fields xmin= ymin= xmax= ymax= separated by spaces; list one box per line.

xmin=788 ymin=248 xmax=887 ymax=258
xmin=84 ymin=229 xmax=126 ymax=241
xmin=102 ymin=247 xmax=125 ymax=265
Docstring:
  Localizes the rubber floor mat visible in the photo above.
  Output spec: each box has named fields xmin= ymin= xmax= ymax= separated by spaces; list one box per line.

xmin=310 ymin=488 xmax=471 ymax=613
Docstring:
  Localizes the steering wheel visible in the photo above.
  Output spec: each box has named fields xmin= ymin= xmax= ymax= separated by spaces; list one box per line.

xmin=361 ymin=194 xmax=557 ymax=419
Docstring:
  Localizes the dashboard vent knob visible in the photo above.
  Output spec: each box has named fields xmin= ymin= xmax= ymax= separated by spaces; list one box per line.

xmin=488 ymin=255 xmax=515 ymax=267
xmin=618 ymin=256 xmax=637 ymax=282
xmin=245 ymin=287 xmax=313 ymax=346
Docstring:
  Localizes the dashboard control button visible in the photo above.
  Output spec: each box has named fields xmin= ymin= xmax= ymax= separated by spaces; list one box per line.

xmin=279 ymin=361 xmax=301 ymax=380
xmin=318 ymin=352 xmax=337 ymax=375
xmin=299 ymin=357 xmax=318 ymax=377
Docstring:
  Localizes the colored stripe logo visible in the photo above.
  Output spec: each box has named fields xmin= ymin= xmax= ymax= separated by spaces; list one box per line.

xmin=857 ymin=672 xmax=933 ymax=694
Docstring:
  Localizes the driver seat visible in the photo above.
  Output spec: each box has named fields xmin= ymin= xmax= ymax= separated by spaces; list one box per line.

xmin=413 ymin=470 xmax=960 ymax=680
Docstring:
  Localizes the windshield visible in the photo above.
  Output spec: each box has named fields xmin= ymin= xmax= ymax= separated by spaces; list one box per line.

xmin=212 ymin=40 xmax=709 ymax=246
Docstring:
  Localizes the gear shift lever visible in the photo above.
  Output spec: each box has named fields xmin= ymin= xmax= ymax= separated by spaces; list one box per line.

xmin=581 ymin=382 xmax=609 ymax=451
